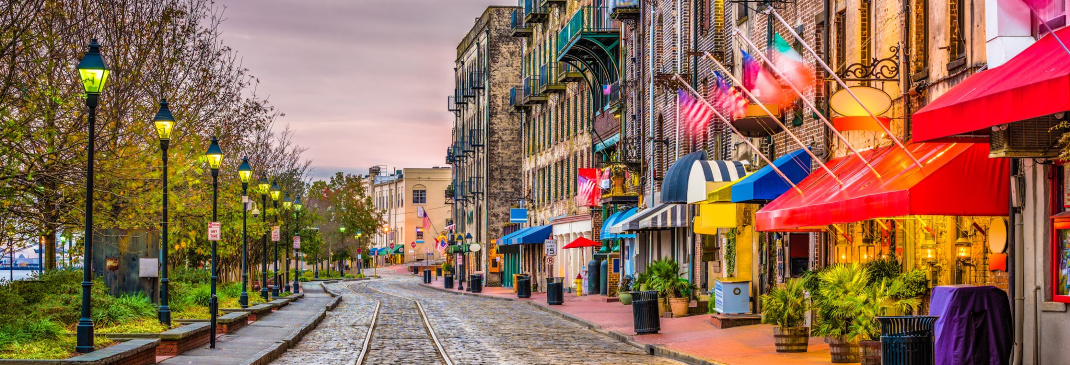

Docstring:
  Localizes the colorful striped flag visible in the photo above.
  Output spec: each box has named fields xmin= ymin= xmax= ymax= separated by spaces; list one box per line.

xmin=772 ymin=33 xmax=815 ymax=92
xmin=742 ymin=49 xmax=789 ymax=107
xmin=679 ymin=88 xmax=714 ymax=137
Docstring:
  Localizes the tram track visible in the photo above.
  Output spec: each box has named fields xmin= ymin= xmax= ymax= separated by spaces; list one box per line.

xmin=349 ymin=280 xmax=453 ymax=365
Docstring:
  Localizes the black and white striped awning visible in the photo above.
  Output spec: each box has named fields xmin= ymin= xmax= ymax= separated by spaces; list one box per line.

xmin=687 ymin=160 xmax=749 ymax=203
xmin=607 ymin=203 xmax=690 ymax=231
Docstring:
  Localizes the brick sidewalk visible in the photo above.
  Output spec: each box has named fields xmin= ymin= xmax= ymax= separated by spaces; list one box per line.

xmin=422 ymin=278 xmax=842 ymax=365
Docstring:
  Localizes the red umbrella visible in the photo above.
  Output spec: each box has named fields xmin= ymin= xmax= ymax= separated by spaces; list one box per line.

xmin=561 ymin=237 xmax=600 ymax=249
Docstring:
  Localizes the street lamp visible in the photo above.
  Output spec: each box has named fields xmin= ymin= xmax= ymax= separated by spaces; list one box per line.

xmin=153 ymin=99 xmax=175 ymax=327
xmin=257 ymin=176 xmax=270 ymax=300
xmin=204 ymin=136 xmax=223 ymax=349
xmin=238 ymin=158 xmax=253 ymax=308
xmin=339 ymin=226 xmax=346 ymax=276
xmin=464 ymin=233 xmax=473 ymax=292
xmin=270 ymin=180 xmax=281 ymax=297
xmin=76 ymin=39 xmax=109 ymax=354
xmin=292 ymin=196 xmax=303 ymax=293
xmin=282 ymin=193 xmax=291 ymax=293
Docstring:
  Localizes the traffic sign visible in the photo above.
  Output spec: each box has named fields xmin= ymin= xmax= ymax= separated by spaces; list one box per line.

xmin=389 ymin=242 xmax=395 ymax=249
xmin=271 ymin=226 xmax=280 ymax=242
xmin=293 ymin=235 xmax=301 ymax=249
xmin=410 ymin=241 xmax=416 ymax=248
xmin=545 ymin=256 xmax=554 ymax=266
xmin=544 ymin=239 xmax=557 ymax=257
xmin=208 ymin=222 xmax=221 ymax=241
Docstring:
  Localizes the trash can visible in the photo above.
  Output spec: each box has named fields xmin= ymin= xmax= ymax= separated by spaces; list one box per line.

xmin=877 ymin=316 xmax=938 ymax=365
xmin=546 ymin=277 xmax=564 ymax=305
xmin=516 ymin=275 xmax=531 ymax=298
xmin=423 ymin=269 xmax=431 ymax=283
xmin=444 ymin=275 xmax=454 ymax=289
xmin=470 ymin=274 xmax=483 ymax=293
xmin=632 ymin=290 xmax=660 ymax=334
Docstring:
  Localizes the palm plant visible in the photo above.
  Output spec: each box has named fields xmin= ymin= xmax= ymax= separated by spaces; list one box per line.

xmin=761 ymin=277 xmax=808 ymax=328
xmin=812 ymin=263 xmax=871 ymax=342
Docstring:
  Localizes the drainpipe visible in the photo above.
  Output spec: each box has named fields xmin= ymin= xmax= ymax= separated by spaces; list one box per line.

xmin=1009 ymin=158 xmax=1021 ymax=365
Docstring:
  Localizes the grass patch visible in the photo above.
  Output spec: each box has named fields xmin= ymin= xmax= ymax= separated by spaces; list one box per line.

xmin=97 ymin=318 xmax=170 ymax=334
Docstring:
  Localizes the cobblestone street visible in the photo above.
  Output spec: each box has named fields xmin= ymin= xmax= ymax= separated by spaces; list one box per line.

xmin=272 ymin=273 xmax=682 ymax=365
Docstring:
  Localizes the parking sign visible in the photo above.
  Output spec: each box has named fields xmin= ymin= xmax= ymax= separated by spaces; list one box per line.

xmin=208 ymin=222 xmax=221 ymax=241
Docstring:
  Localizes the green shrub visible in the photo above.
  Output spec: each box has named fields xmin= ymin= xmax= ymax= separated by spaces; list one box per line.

xmin=170 ymin=267 xmax=210 ymax=284
xmin=862 ymin=257 xmax=902 ymax=285
xmin=761 ymin=278 xmax=808 ymax=328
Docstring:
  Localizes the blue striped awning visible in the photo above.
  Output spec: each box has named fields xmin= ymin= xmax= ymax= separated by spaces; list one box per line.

xmin=498 ymin=228 xmax=525 ymax=244
xmin=731 ymin=149 xmax=811 ymax=203
xmin=502 ymin=225 xmax=553 ymax=245
xmin=601 ymin=207 xmax=637 ymax=239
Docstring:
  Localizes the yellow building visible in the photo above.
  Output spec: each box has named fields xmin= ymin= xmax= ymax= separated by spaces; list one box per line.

xmin=369 ymin=167 xmax=452 ymax=264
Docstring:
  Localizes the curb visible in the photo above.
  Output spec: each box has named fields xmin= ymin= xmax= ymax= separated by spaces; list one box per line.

xmin=419 ymin=282 xmax=715 ymax=365
xmin=238 ymin=284 xmax=339 ymax=365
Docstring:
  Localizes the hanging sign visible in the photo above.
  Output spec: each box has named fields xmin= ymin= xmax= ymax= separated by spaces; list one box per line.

xmin=293 ymin=236 xmax=301 ymax=249
xmin=271 ymin=226 xmax=280 ymax=242
xmin=208 ymin=222 xmax=221 ymax=241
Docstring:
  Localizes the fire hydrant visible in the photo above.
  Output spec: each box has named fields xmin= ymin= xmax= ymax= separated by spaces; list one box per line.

xmin=574 ymin=274 xmax=583 ymax=296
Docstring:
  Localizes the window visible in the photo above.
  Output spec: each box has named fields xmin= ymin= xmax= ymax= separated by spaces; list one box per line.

xmin=834 ymin=10 xmax=846 ymax=74
xmin=700 ymin=0 xmax=710 ymax=34
xmin=416 ymin=228 xmax=424 ymax=239
xmin=413 ymin=188 xmax=426 ymax=204
xmin=1033 ymin=0 xmax=1067 ymax=37
xmin=948 ymin=0 xmax=966 ymax=61
xmin=860 ymin=0 xmax=872 ymax=67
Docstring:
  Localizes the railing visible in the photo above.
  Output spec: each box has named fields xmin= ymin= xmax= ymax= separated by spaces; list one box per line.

xmin=557 ymin=6 xmax=617 ymax=54
xmin=522 ymin=0 xmax=548 ymax=22
xmin=469 ymin=177 xmax=484 ymax=194
xmin=448 ymin=96 xmax=461 ymax=112
xmin=510 ymin=87 xmax=521 ymax=107
xmin=454 ymin=89 xmax=467 ymax=104
xmin=469 ymin=128 xmax=484 ymax=147
xmin=469 ymin=70 xmax=485 ymax=89
xmin=510 ymin=8 xmax=528 ymax=31
xmin=611 ymin=0 xmax=641 ymax=9
xmin=455 ymin=182 xmax=467 ymax=201
xmin=540 ymin=64 xmax=558 ymax=87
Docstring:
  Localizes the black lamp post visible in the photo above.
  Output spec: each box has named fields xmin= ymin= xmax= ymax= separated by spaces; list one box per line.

xmin=339 ymin=226 xmax=346 ymax=276
xmin=270 ymin=180 xmax=281 ymax=297
xmin=238 ymin=158 xmax=253 ymax=308
xmin=153 ymin=99 xmax=175 ymax=327
xmin=281 ymin=193 xmax=291 ymax=293
xmin=204 ymin=136 xmax=223 ymax=349
xmin=75 ymin=39 xmax=109 ymax=354
xmin=292 ymin=196 xmax=303 ymax=293
xmin=257 ymin=176 xmax=269 ymax=300
xmin=464 ymin=233 xmax=473 ymax=292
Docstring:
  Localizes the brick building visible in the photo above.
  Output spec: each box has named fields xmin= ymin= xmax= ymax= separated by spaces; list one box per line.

xmin=448 ymin=6 xmax=525 ymax=286
xmin=368 ymin=167 xmax=453 ymax=264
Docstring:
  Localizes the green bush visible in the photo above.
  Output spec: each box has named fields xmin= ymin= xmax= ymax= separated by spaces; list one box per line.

xmin=170 ymin=267 xmax=210 ymax=284
xmin=761 ymin=278 xmax=808 ymax=328
xmin=862 ymin=257 xmax=902 ymax=285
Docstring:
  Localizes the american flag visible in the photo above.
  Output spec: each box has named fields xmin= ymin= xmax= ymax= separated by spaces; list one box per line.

xmin=423 ymin=212 xmax=432 ymax=230
xmin=679 ymin=89 xmax=714 ymax=137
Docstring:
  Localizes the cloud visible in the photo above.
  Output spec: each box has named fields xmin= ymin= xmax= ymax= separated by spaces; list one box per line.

xmin=215 ymin=0 xmax=514 ymax=175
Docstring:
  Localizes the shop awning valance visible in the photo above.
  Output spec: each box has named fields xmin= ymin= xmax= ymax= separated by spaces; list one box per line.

xmin=913 ymin=27 xmax=1070 ymax=142
xmin=609 ymin=203 xmax=689 ymax=232
xmin=660 ymin=151 xmax=708 ymax=204
xmin=501 ymin=225 xmax=552 ymax=245
xmin=498 ymin=227 xmax=526 ymax=245
xmin=687 ymin=160 xmax=748 ymax=203
xmin=602 ymin=207 xmax=637 ymax=239
xmin=755 ymin=143 xmax=1009 ymax=232
xmin=562 ymin=237 xmax=600 ymax=249
xmin=732 ymin=149 xmax=811 ymax=203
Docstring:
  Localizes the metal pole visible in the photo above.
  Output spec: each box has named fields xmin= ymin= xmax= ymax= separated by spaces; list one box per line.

xmin=210 ymin=170 xmax=218 ymax=348
xmin=292 ymin=209 xmax=300 ymax=293
xmin=159 ymin=141 xmax=172 ymax=325
xmin=76 ymin=93 xmax=98 ymax=353
xmin=261 ymin=194 xmax=269 ymax=301
xmin=240 ymin=183 xmax=249 ymax=308
xmin=273 ymin=199 xmax=279 ymax=297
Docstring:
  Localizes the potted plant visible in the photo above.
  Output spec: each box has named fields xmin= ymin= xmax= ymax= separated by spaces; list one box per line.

xmin=857 ymin=268 xmax=925 ymax=365
xmin=648 ymin=259 xmax=693 ymax=317
xmin=618 ymin=275 xmax=634 ymax=305
xmin=761 ymin=277 xmax=809 ymax=353
xmin=635 ymin=271 xmax=651 ymax=291
xmin=441 ymin=262 xmax=453 ymax=275
xmin=811 ymin=263 xmax=868 ymax=363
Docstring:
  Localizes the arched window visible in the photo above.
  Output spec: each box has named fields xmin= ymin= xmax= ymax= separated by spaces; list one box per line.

xmin=412 ymin=184 xmax=427 ymax=204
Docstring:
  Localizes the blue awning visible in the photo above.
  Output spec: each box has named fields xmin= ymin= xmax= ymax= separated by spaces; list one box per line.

xmin=731 ymin=149 xmax=811 ymax=203
xmin=503 ymin=225 xmax=552 ymax=245
xmin=498 ymin=228 xmax=526 ymax=245
xmin=660 ymin=151 xmax=708 ymax=204
xmin=594 ymin=133 xmax=620 ymax=153
xmin=601 ymin=207 xmax=637 ymax=239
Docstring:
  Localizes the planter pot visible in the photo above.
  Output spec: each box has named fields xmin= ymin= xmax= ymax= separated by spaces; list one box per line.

xmin=827 ymin=337 xmax=860 ymax=363
xmin=619 ymin=292 xmax=633 ymax=305
xmin=773 ymin=326 xmax=809 ymax=353
xmin=658 ymin=298 xmax=667 ymax=316
xmin=668 ymin=297 xmax=689 ymax=317
xmin=859 ymin=340 xmax=881 ymax=365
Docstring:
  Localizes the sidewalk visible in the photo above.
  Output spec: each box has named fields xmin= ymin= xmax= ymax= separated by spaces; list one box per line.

xmin=160 ymin=283 xmax=333 ymax=365
xmin=422 ymin=278 xmax=839 ymax=365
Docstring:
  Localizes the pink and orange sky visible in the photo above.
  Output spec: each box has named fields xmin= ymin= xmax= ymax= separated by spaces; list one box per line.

xmin=215 ymin=0 xmax=514 ymax=179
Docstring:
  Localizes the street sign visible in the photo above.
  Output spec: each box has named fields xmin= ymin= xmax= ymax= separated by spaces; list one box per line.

xmin=358 ymin=254 xmax=362 ymax=260
xmin=410 ymin=241 xmax=416 ymax=248
xmin=389 ymin=242 xmax=395 ymax=249
xmin=545 ymin=256 xmax=554 ymax=266
xmin=357 ymin=248 xmax=362 ymax=254
xmin=208 ymin=222 xmax=221 ymax=241
xmin=544 ymin=239 xmax=557 ymax=257
xmin=293 ymin=235 xmax=301 ymax=249
xmin=271 ymin=226 xmax=280 ymax=241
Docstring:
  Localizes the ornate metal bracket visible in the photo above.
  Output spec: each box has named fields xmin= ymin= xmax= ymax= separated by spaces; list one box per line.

xmin=835 ymin=44 xmax=900 ymax=82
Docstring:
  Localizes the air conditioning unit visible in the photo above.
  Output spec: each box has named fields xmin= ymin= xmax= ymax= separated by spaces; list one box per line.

xmin=989 ymin=114 xmax=1064 ymax=158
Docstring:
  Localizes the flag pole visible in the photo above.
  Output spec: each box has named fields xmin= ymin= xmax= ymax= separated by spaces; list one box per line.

xmin=701 ymin=52 xmax=843 ymax=186
xmin=734 ymin=29 xmax=882 ymax=179
xmin=674 ymin=75 xmax=804 ymax=195
xmin=768 ymin=8 xmax=924 ymax=169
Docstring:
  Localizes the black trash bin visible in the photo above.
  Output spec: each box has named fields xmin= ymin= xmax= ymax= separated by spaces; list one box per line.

xmin=516 ymin=275 xmax=531 ymax=298
xmin=444 ymin=275 xmax=454 ymax=289
xmin=469 ymin=274 xmax=483 ymax=293
xmin=546 ymin=278 xmax=563 ymax=305
xmin=632 ymin=290 xmax=660 ymax=334
xmin=878 ymin=316 xmax=938 ymax=365
xmin=423 ymin=269 xmax=431 ymax=283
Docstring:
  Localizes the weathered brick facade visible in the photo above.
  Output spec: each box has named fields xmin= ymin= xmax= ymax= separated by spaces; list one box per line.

xmin=450 ymin=6 xmax=524 ymax=285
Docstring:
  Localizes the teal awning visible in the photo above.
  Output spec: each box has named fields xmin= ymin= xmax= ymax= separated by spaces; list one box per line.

xmin=731 ymin=149 xmax=811 ymax=203
xmin=593 ymin=133 xmax=620 ymax=153
xmin=502 ymin=225 xmax=552 ymax=245
xmin=600 ymin=208 xmax=637 ymax=240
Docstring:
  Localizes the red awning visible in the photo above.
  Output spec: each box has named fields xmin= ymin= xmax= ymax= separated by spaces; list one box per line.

xmin=913 ymin=27 xmax=1070 ymax=142
xmin=755 ymin=143 xmax=1009 ymax=231
xmin=561 ymin=237 xmax=600 ymax=249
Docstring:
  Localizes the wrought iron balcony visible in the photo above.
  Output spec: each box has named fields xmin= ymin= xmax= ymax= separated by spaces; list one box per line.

xmin=541 ymin=0 xmax=566 ymax=7
xmin=454 ymin=90 xmax=467 ymax=105
xmin=448 ymin=96 xmax=461 ymax=112
xmin=610 ymin=0 xmax=640 ymax=20
xmin=539 ymin=64 xmax=567 ymax=94
xmin=522 ymin=0 xmax=549 ymax=24
xmin=557 ymin=63 xmax=584 ymax=82
xmin=510 ymin=87 xmax=531 ymax=110
xmin=557 ymin=5 xmax=618 ymax=56
xmin=446 ymin=148 xmax=455 ymax=164
xmin=468 ymin=177 xmax=484 ymax=195
xmin=461 ymin=135 xmax=475 ymax=153
xmin=521 ymin=77 xmax=547 ymax=105
xmin=469 ymin=70 xmax=485 ymax=90
xmin=510 ymin=8 xmax=532 ymax=37
xmin=455 ymin=182 xmax=467 ymax=201
xmin=469 ymin=128 xmax=484 ymax=147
